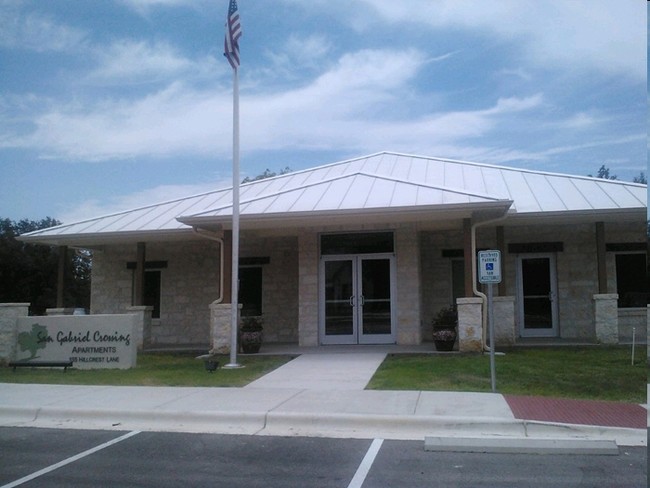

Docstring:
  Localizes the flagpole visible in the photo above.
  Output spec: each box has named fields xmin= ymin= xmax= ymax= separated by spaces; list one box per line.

xmin=225 ymin=66 xmax=241 ymax=368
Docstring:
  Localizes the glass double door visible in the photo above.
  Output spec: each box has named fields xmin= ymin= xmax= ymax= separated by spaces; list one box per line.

xmin=320 ymin=255 xmax=395 ymax=345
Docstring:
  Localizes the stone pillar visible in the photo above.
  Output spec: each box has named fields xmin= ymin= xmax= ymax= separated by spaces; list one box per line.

xmin=298 ymin=231 xmax=319 ymax=346
xmin=209 ymin=301 xmax=241 ymax=353
xmin=493 ymin=296 xmax=515 ymax=346
xmin=457 ymin=297 xmax=483 ymax=352
xmin=0 ymin=303 xmax=29 ymax=363
xmin=395 ymin=225 xmax=421 ymax=345
xmin=127 ymin=305 xmax=153 ymax=350
xmin=593 ymin=293 xmax=619 ymax=344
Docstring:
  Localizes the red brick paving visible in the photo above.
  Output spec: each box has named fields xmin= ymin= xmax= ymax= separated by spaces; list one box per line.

xmin=504 ymin=395 xmax=647 ymax=429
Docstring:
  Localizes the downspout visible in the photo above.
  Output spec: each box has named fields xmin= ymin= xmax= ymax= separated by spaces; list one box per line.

xmin=471 ymin=212 xmax=510 ymax=351
xmin=192 ymin=227 xmax=225 ymax=304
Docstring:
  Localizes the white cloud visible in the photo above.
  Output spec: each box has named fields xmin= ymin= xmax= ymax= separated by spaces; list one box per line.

xmin=28 ymin=82 xmax=232 ymax=161
xmin=353 ymin=0 xmax=647 ymax=81
xmin=86 ymin=39 xmax=218 ymax=85
xmin=264 ymin=34 xmax=333 ymax=75
xmin=118 ymin=0 xmax=208 ymax=14
xmin=0 ymin=6 xmax=87 ymax=52
xmin=10 ymin=47 xmax=547 ymax=164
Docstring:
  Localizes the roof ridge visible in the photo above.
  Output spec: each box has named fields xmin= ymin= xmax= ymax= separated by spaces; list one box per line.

xmin=357 ymin=171 xmax=506 ymax=201
xmin=377 ymin=151 xmax=647 ymax=187
xmin=180 ymin=170 xmax=508 ymax=220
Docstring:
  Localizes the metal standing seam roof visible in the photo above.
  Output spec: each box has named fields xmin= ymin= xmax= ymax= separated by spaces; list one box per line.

xmin=19 ymin=151 xmax=647 ymax=243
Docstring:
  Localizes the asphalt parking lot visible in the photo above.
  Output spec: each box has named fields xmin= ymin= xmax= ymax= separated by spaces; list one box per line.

xmin=0 ymin=427 xmax=646 ymax=487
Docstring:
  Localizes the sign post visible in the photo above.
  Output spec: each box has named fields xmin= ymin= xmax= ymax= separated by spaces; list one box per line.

xmin=478 ymin=250 xmax=501 ymax=393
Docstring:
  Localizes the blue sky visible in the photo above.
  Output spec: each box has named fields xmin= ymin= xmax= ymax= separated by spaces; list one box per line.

xmin=0 ymin=0 xmax=647 ymax=224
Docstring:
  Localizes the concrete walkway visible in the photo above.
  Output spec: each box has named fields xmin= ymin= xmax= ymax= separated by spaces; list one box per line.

xmin=245 ymin=353 xmax=387 ymax=390
xmin=0 ymin=354 xmax=646 ymax=447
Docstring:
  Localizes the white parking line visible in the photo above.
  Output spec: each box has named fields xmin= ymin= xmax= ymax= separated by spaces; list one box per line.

xmin=1 ymin=430 xmax=141 ymax=488
xmin=347 ymin=438 xmax=384 ymax=488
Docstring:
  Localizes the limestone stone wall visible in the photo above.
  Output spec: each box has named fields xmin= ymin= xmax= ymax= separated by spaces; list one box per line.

xmin=240 ymin=234 xmax=299 ymax=343
xmin=419 ymin=226 xmax=495 ymax=341
xmin=420 ymin=221 xmax=643 ymax=343
xmin=395 ymin=225 xmax=421 ymax=344
xmin=0 ymin=303 xmax=29 ymax=363
xmin=91 ymin=240 xmax=220 ymax=346
xmin=297 ymin=230 xmax=319 ymax=346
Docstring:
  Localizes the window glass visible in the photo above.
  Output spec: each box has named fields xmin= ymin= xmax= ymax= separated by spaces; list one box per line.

xmin=239 ymin=266 xmax=263 ymax=317
xmin=144 ymin=270 xmax=161 ymax=319
xmin=615 ymin=253 xmax=650 ymax=307
xmin=321 ymin=232 xmax=394 ymax=255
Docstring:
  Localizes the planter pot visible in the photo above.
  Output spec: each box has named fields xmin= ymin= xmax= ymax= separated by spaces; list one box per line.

xmin=240 ymin=330 xmax=263 ymax=354
xmin=434 ymin=340 xmax=455 ymax=352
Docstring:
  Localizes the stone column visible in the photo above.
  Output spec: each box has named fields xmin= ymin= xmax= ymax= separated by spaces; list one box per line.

xmin=298 ymin=231 xmax=319 ymax=346
xmin=209 ymin=301 xmax=241 ymax=353
xmin=127 ymin=305 xmax=153 ymax=350
xmin=493 ymin=296 xmax=515 ymax=346
xmin=457 ymin=297 xmax=483 ymax=352
xmin=0 ymin=303 xmax=29 ymax=363
xmin=395 ymin=225 xmax=421 ymax=345
xmin=593 ymin=293 xmax=619 ymax=344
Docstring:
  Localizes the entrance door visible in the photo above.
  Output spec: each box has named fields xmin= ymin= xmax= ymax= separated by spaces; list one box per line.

xmin=320 ymin=255 xmax=395 ymax=345
xmin=516 ymin=254 xmax=559 ymax=337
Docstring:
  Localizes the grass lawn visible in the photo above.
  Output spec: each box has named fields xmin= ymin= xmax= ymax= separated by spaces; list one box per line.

xmin=366 ymin=346 xmax=648 ymax=403
xmin=0 ymin=353 xmax=296 ymax=388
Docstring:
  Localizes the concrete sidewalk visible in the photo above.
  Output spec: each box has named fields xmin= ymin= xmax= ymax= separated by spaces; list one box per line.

xmin=0 ymin=353 xmax=646 ymax=447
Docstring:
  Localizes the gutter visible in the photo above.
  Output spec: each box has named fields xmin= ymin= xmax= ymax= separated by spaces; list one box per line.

xmin=470 ymin=209 xmax=512 ymax=352
xmin=191 ymin=227 xmax=225 ymax=304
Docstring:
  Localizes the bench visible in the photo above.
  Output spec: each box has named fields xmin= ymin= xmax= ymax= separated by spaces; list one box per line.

xmin=8 ymin=360 xmax=74 ymax=372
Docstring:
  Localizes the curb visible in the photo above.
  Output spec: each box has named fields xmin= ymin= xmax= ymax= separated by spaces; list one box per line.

xmin=1 ymin=406 xmax=645 ymax=446
xmin=424 ymin=436 xmax=620 ymax=455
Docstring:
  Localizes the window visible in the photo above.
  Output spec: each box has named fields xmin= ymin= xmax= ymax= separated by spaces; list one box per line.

xmin=143 ymin=271 xmax=161 ymax=319
xmin=450 ymin=259 xmax=465 ymax=307
xmin=615 ymin=253 xmax=650 ymax=308
xmin=239 ymin=266 xmax=263 ymax=317
xmin=131 ymin=269 xmax=161 ymax=319
xmin=321 ymin=232 xmax=394 ymax=255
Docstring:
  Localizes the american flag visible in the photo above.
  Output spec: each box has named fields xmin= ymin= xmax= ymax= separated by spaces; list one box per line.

xmin=224 ymin=0 xmax=242 ymax=69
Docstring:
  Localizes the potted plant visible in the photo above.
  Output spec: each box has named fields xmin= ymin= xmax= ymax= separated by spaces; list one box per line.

xmin=432 ymin=306 xmax=457 ymax=351
xmin=239 ymin=316 xmax=263 ymax=354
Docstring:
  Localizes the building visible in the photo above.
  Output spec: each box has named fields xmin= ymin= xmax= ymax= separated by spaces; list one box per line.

xmin=19 ymin=152 xmax=648 ymax=351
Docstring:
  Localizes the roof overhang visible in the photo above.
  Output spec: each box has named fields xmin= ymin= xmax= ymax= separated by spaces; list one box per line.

xmin=178 ymin=200 xmax=515 ymax=231
xmin=16 ymin=228 xmax=196 ymax=248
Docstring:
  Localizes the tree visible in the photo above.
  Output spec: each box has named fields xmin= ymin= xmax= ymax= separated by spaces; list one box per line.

xmin=0 ymin=218 xmax=90 ymax=315
xmin=588 ymin=165 xmax=617 ymax=180
xmin=241 ymin=167 xmax=292 ymax=183
xmin=633 ymin=172 xmax=647 ymax=184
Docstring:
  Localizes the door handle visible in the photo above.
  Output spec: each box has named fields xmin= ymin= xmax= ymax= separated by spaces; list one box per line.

xmin=359 ymin=295 xmax=365 ymax=306
xmin=349 ymin=296 xmax=355 ymax=307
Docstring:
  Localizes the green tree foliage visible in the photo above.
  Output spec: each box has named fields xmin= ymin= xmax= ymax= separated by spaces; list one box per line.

xmin=0 ymin=218 xmax=90 ymax=315
xmin=17 ymin=323 xmax=48 ymax=359
xmin=241 ymin=167 xmax=292 ymax=183
xmin=588 ymin=164 xmax=617 ymax=180
xmin=633 ymin=172 xmax=647 ymax=184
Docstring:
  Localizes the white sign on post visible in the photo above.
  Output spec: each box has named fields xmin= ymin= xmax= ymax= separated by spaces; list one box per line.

xmin=478 ymin=250 xmax=501 ymax=284
xmin=478 ymin=250 xmax=501 ymax=393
